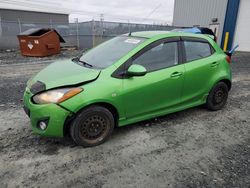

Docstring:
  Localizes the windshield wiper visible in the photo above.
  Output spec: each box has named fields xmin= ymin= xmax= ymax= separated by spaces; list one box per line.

xmin=72 ymin=57 xmax=93 ymax=68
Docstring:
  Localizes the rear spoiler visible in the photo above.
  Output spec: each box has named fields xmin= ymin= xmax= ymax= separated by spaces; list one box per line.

xmin=225 ymin=44 xmax=239 ymax=57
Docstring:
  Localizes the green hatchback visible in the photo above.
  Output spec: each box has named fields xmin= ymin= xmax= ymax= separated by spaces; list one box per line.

xmin=23 ymin=31 xmax=232 ymax=147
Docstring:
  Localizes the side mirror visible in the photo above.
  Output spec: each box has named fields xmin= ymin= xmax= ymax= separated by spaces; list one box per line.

xmin=127 ymin=64 xmax=147 ymax=77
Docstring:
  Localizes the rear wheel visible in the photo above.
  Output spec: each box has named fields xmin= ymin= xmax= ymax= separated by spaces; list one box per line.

xmin=70 ymin=106 xmax=114 ymax=147
xmin=206 ymin=82 xmax=229 ymax=111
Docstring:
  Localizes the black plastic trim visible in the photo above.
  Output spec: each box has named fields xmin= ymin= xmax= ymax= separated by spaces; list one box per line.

xmin=30 ymin=81 xmax=46 ymax=94
xmin=23 ymin=106 xmax=30 ymax=117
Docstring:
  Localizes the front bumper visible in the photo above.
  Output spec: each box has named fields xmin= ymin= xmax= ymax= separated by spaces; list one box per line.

xmin=23 ymin=88 xmax=72 ymax=137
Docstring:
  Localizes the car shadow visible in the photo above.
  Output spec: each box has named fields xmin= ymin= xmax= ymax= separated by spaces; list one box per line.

xmin=3 ymin=105 xmax=209 ymax=157
xmin=112 ymin=105 xmax=207 ymax=138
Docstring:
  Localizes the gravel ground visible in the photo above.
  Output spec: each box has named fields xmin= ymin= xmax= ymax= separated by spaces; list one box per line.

xmin=0 ymin=51 xmax=249 ymax=188
xmin=0 ymin=49 xmax=84 ymax=65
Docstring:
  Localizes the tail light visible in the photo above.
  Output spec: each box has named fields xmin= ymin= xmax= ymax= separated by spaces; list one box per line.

xmin=226 ymin=55 xmax=231 ymax=64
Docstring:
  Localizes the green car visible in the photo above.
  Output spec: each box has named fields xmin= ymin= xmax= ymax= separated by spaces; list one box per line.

xmin=23 ymin=31 xmax=232 ymax=147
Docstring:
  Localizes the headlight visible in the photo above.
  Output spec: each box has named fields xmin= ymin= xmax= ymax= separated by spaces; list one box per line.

xmin=33 ymin=87 xmax=83 ymax=104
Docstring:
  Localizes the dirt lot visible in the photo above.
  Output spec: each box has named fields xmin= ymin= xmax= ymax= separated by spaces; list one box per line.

xmin=0 ymin=50 xmax=249 ymax=188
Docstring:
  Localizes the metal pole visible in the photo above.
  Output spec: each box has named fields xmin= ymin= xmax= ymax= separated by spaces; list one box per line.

xmin=18 ymin=18 xmax=22 ymax=33
xmin=50 ymin=19 xmax=53 ymax=28
xmin=0 ymin=16 xmax=2 ymax=36
xmin=223 ymin=32 xmax=229 ymax=52
xmin=75 ymin=18 xmax=80 ymax=49
xmin=100 ymin=14 xmax=104 ymax=41
xmin=92 ymin=19 xmax=95 ymax=47
xmin=128 ymin=20 xmax=131 ymax=34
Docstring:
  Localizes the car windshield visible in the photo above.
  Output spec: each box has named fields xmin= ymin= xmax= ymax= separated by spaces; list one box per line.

xmin=79 ymin=36 xmax=146 ymax=69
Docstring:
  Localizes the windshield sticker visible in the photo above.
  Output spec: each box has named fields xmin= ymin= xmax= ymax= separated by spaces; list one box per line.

xmin=124 ymin=39 xmax=141 ymax=44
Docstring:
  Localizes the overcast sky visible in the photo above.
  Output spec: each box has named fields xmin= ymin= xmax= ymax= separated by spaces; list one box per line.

xmin=1 ymin=0 xmax=175 ymax=24
xmin=66 ymin=0 xmax=175 ymax=24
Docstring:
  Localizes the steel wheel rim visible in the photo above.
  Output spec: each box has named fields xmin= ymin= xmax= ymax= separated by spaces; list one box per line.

xmin=80 ymin=115 xmax=109 ymax=141
xmin=213 ymin=87 xmax=226 ymax=104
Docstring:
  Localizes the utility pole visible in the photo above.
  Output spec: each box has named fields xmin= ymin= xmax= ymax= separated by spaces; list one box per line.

xmin=92 ymin=19 xmax=95 ymax=47
xmin=75 ymin=18 xmax=80 ymax=49
xmin=128 ymin=20 xmax=131 ymax=34
xmin=0 ymin=16 xmax=2 ymax=37
xmin=50 ymin=19 xmax=53 ymax=28
xmin=100 ymin=14 xmax=104 ymax=41
xmin=18 ymin=18 xmax=22 ymax=33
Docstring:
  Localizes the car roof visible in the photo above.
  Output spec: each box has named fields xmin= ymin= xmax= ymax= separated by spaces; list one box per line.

xmin=126 ymin=30 xmax=212 ymax=40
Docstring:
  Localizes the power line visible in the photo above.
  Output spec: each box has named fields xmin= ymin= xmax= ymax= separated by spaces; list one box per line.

xmin=142 ymin=3 xmax=162 ymax=22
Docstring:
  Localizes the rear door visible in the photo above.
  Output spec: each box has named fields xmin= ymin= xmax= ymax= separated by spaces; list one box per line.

xmin=181 ymin=37 xmax=218 ymax=104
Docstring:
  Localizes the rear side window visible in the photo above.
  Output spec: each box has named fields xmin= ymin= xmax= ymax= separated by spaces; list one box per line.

xmin=184 ymin=41 xmax=213 ymax=62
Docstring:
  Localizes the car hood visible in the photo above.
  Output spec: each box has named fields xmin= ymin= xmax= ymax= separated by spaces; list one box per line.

xmin=27 ymin=59 xmax=100 ymax=93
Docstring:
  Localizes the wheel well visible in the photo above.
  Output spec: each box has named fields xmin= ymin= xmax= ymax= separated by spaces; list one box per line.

xmin=220 ymin=79 xmax=232 ymax=91
xmin=94 ymin=102 xmax=119 ymax=125
xmin=63 ymin=102 xmax=119 ymax=137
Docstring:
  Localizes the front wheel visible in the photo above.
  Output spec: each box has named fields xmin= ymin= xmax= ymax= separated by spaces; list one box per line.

xmin=206 ymin=82 xmax=229 ymax=111
xmin=70 ymin=106 xmax=114 ymax=147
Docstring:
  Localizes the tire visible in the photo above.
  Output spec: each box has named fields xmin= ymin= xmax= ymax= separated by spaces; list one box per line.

xmin=70 ymin=106 xmax=114 ymax=147
xmin=206 ymin=82 xmax=229 ymax=111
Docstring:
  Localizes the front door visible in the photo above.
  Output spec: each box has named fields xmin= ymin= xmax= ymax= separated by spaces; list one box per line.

xmin=121 ymin=39 xmax=185 ymax=120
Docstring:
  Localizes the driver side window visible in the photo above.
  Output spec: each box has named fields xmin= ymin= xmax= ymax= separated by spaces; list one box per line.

xmin=132 ymin=41 xmax=179 ymax=72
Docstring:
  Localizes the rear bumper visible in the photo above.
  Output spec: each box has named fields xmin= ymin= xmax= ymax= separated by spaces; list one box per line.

xmin=23 ymin=88 xmax=72 ymax=137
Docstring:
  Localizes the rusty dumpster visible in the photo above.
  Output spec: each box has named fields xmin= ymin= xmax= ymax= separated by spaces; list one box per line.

xmin=17 ymin=28 xmax=65 ymax=57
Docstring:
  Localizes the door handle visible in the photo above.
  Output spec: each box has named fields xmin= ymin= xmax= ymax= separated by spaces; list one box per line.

xmin=211 ymin=62 xmax=219 ymax=67
xmin=171 ymin=72 xmax=183 ymax=78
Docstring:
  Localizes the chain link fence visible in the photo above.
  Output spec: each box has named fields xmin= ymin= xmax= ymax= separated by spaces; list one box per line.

xmin=0 ymin=19 xmax=179 ymax=50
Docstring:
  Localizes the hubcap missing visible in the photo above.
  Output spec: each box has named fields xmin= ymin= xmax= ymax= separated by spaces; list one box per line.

xmin=80 ymin=115 xmax=107 ymax=140
xmin=214 ymin=88 xmax=225 ymax=104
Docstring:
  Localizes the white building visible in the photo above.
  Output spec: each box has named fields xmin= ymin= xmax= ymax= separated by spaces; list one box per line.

xmin=173 ymin=0 xmax=250 ymax=52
